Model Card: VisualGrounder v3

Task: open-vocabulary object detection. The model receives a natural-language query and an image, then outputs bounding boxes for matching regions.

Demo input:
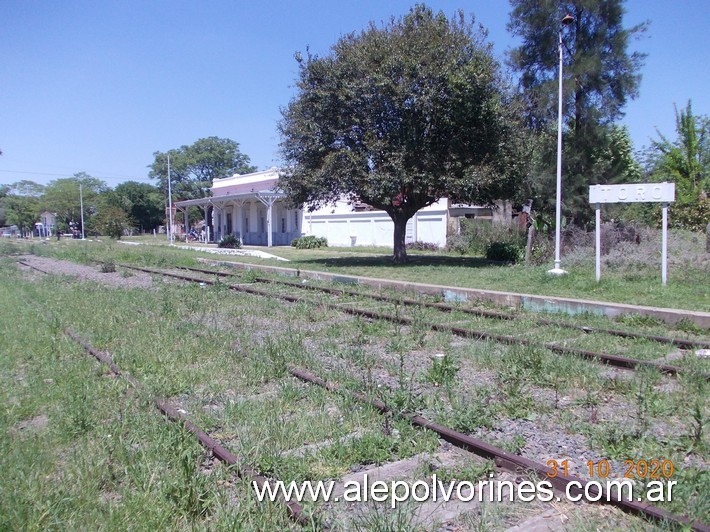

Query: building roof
[212,167,279,197]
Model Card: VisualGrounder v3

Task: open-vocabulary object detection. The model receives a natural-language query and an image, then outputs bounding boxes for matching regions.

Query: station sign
[589,182,675,204]
[588,182,675,286]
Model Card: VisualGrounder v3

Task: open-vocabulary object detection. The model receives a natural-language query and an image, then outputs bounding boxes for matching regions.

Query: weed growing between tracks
[2,251,708,528]
[2,262,444,526]
[0,267,298,529]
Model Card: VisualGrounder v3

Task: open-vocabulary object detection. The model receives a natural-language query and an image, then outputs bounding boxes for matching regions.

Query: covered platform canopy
[174,189,301,247]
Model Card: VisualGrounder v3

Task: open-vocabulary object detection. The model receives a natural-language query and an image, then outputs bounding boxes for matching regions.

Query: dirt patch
[12,414,49,433]
[16,255,159,290]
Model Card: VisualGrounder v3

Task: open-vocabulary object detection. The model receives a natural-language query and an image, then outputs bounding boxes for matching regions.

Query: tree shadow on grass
[298,254,506,269]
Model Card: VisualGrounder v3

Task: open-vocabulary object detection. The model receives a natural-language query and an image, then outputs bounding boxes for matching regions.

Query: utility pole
[167,153,173,245]
[79,183,85,240]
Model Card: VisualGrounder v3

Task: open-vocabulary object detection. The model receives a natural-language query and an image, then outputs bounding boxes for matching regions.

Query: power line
[0,168,150,183]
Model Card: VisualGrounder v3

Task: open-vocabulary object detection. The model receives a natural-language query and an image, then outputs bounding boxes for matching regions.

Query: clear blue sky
[1,1,708,188]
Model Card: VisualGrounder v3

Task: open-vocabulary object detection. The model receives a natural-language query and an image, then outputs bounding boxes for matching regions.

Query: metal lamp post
[167,153,174,246]
[79,183,85,240]
[548,13,574,275]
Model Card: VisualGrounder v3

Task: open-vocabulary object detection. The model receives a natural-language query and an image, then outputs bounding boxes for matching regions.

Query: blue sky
[1,1,708,188]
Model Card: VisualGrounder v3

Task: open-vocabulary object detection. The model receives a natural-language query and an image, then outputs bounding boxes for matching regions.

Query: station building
[174,168,513,248]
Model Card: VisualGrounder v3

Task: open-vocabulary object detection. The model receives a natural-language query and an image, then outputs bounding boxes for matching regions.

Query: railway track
[7,272,312,528]
[176,264,710,351]
[113,262,710,380]
[11,256,710,530]
[56,317,710,530]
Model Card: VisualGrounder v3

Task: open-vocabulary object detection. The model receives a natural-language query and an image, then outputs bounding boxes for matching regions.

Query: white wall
[301,198,448,248]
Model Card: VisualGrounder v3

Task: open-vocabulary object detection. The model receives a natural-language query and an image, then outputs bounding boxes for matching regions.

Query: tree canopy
[637,101,710,231]
[149,137,256,200]
[42,173,108,232]
[2,180,46,236]
[112,181,164,232]
[508,0,646,224]
[279,5,524,262]
[650,101,709,203]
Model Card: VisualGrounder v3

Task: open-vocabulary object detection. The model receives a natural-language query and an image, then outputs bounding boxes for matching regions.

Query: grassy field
[0,241,708,529]
[87,231,709,312]
[2,232,708,314]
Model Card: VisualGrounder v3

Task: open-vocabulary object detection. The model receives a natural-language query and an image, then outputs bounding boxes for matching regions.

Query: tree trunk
[392,214,409,264]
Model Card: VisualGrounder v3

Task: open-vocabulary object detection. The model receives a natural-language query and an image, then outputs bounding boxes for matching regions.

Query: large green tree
[508,0,646,224]
[280,5,524,263]
[42,173,107,232]
[3,180,45,236]
[149,137,256,201]
[112,181,164,233]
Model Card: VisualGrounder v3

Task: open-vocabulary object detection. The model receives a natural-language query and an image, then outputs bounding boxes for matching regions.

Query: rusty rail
[288,366,709,532]
[119,263,707,379]
[62,327,311,527]
[176,264,710,349]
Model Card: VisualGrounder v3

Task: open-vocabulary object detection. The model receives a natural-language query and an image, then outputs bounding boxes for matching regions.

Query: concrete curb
[199,258,710,329]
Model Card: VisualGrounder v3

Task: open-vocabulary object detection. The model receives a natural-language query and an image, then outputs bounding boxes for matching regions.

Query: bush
[446,219,526,257]
[485,241,524,262]
[669,197,710,232]
[406,241,439,252]
[99,261,116,273]
[218,234,241,249]
[291,235,328,249]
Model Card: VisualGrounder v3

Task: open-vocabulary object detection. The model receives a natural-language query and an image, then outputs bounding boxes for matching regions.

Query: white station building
[174,168,512,248]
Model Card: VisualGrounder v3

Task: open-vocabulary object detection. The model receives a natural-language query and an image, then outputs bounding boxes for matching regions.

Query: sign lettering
[589,182,674,204]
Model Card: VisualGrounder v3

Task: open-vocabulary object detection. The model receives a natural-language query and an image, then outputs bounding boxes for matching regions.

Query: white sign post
[588,182,675,285]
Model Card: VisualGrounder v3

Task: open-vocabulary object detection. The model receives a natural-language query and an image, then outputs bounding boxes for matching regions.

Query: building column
[235,202,244,241]
[249,202,257,236]
[266,203,273,247]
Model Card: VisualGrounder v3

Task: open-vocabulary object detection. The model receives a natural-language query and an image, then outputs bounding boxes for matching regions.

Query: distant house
[174,168,514,247]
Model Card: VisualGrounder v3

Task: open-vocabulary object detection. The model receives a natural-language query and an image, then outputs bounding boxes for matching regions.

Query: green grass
[0,261,449,527]
[132,234,709,312]
[5,233,708,311]
[0,268,297,529]
[1,240,707,527]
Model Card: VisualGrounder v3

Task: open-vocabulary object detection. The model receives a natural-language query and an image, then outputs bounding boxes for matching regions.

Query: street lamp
[548,13,574,276]
[167,153,174,246]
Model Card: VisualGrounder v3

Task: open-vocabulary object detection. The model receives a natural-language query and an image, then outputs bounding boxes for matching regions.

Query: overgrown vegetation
[1,240,707,526]
[447,219,529,263]
[218,234,241,249]
[291,235,328,249]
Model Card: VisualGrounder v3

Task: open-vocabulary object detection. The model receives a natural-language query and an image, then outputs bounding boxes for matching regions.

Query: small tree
[650,101,709,203]
[4,180,45,237]
[92,205,135,239]
[279,5,524,263]
[42,173,107,233]
[113,181,165,233]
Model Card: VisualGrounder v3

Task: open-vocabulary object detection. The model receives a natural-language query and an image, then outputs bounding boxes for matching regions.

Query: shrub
[669,197,710,232]
[406,241,439,252]
[99,261,116,273]
[218,234,241,249]
[445,233,470,255]
[446,219,526,257]
[485,241,524,262]
[291,235,328,249]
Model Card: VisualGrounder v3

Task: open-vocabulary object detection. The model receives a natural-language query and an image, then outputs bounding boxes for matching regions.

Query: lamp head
[561,14,574,25]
